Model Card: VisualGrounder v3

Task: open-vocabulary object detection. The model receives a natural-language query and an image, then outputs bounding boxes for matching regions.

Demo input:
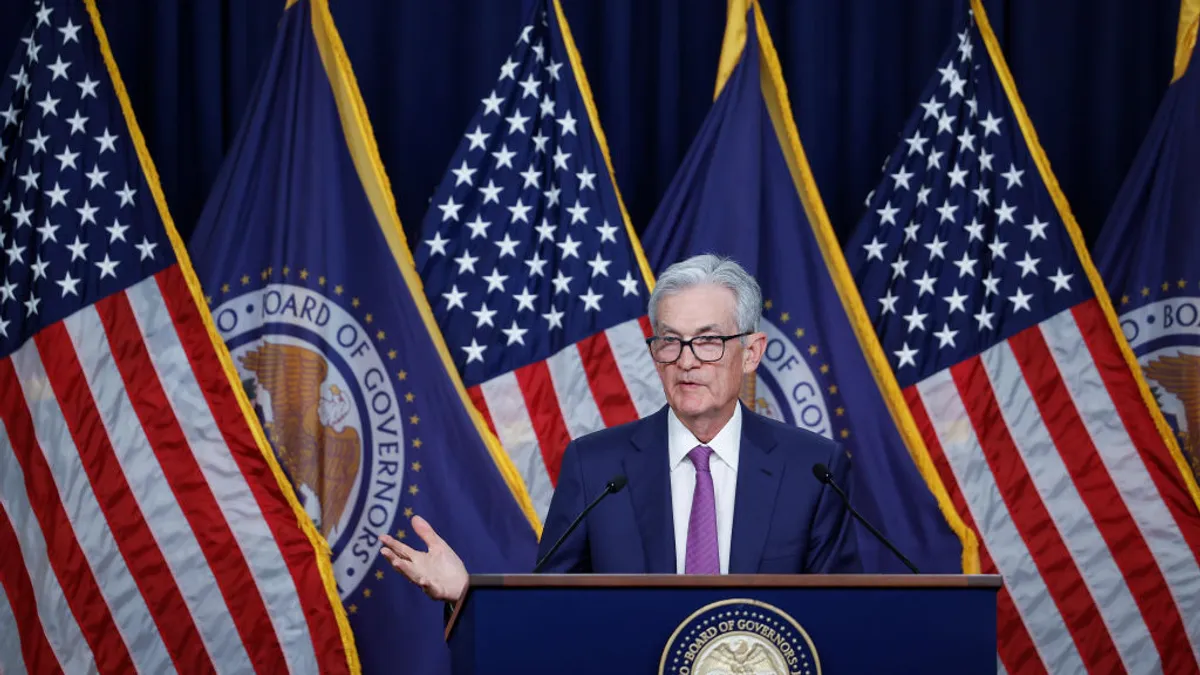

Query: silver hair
[647,254,762,334]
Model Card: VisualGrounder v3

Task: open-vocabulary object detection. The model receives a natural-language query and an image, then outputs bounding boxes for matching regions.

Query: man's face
[651,284,765,425]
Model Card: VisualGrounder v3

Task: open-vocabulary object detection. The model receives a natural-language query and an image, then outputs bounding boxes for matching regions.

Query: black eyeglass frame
[644,331,753,364]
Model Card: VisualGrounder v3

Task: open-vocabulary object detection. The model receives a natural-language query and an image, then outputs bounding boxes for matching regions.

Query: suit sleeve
[533,440,592,573]
[804,443,862,574]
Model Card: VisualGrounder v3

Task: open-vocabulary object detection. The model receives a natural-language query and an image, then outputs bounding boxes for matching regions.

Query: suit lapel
[624,407,676,574]
[729,407,783,574]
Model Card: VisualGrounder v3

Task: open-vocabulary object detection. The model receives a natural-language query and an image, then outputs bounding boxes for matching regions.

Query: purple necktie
[684,445,719,574]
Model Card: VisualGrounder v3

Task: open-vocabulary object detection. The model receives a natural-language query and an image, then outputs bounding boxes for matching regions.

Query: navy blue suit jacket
[534,404,861,574]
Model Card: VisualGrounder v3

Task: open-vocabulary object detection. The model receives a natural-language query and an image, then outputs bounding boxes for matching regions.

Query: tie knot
[687,445,714,473]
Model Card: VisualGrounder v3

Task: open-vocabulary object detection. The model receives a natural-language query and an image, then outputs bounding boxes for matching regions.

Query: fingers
[411,515,446,550]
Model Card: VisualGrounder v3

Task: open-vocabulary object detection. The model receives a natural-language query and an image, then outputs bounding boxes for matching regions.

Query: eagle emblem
[1142,352,1200,478]
[697,638,786,675]
[240,342,362,539]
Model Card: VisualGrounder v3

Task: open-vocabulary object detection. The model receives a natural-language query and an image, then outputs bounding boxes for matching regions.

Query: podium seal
[659,598,820,675]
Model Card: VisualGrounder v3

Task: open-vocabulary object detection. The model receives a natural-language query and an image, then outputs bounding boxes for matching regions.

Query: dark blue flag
[1094,17,1200,482]
[186,1,540,672]
[639,1,969,575]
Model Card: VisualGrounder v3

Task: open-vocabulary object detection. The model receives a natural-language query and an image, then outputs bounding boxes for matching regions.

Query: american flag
[0,1,353,673]
[847,5,1200,674]
[415,0,663,520]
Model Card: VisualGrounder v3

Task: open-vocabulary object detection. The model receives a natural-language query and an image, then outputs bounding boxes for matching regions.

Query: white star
[0,316,7,337]
[890,255,909,279]
[988,236,1009,260]
[995,200,1017,225]
[24,294,40,317]
[55,145,79,171]
[465,214,490,239]
[958,34,974,62]
[471,302,497,327]
[862,236,886,261]
[1008,287,1033,313]
[913,271,937,296]
[576,167,597,191]
[519,25,533,43]
[514,286,538,311]
[947,71,966,98]
[903,307,928,333]
[953,252,977,278]
[966,96,979,117]
[587,252,611,277]
[547,60,563,81]
[904,221,921,242]
[438,196,463,222]
[920,95,943,120]
[95,254,120,279]
[542,306,565,329]
[478,179,503,204]
[492,144,516,169]
[462,339,487,363]
[982,272,1001,296]
[454,250,479,274]
[596,220,618,243]
[95,127,117,153]
[0,279,14,303]
[964,217,985,242]
[937,63,957,85]
[1049,267,1073,292]
[507,197,532,223]
[531,130,549,153]
[36,6,52,25]
[557,233,582,259]
[557,110,577,136]
[876,201,899,226]
[106,218,130,243]
[28,130,49,154]
[465,125,489,150]
[878,289,899,315]
[926,149,944,170]
[30,255,49,281]
[935,200,958,223]
[18,167,39,192]
[618,271,640,297]
[566,199,589,225]
[971,185,990,206]
[531,39,545,63]
[113,181,137,207]
[957,128,976,153]
[494,233,520,258]
[916,186,931,206]
[974,307,995,330]
[925,234,948,259]
[539,94,555,118]
[25,39,42,64]
[1024,217,1049,242]
[947,165,968,188]
[552,147,571,171]
[934,324,959,349]
[1016,252,1040,278]
[579,287,603,312]
[1001,164,1024,189]
[905,131,928,156]
[12,204,31,229]
[67,235,88,261]
[502,320,528,346]
[980,112,1003,137]
[442,285,467,310]
[894,342,918,368]
[534,220,556,243]
[936,111,956,135]
[5,240,25,265]
[482,268,508,293]
[519,164,542,188]
[891,166,914,191]
[552,269,572,294]
[944,287,968,314]
[544,183,561,206]
[425,231,450,256]
[36,92,60,117]
[498,58,519,81]
[505,109,531,134]
[59,19,82,44]
[135,237,157,261]
[86,164,108,189]
[518,73,540,99]
[36,219,59,243]
[1,103,16,127]
[45,182,69,207]
[979,150,994,172]
[451,160,476,186]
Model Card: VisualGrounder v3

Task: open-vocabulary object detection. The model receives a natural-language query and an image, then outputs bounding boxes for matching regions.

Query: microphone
[812,463,920,574]
[532,474,627,573]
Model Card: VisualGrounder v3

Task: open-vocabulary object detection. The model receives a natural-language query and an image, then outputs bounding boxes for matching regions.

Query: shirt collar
[667,403,742,471]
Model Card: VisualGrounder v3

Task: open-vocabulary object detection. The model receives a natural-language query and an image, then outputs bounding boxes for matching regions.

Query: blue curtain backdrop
[0,0,1177,248]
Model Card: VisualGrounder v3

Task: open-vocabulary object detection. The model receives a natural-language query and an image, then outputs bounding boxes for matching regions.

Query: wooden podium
[446,574,1001,674]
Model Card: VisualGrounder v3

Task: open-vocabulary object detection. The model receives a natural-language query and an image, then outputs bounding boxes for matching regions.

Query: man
[380,254,860,602]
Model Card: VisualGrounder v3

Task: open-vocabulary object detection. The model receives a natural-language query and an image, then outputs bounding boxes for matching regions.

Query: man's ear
[742,332,767,373]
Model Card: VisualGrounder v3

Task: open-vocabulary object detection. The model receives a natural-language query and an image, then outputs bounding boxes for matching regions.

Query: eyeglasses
[644,332,752,364]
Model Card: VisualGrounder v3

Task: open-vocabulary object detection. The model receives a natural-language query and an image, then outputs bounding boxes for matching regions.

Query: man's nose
[676,343,700,369]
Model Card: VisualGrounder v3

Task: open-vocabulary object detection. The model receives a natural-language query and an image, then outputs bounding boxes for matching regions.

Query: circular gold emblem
[659,598,820,675]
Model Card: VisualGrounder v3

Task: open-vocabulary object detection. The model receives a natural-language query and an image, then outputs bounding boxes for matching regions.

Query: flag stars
[913,271,937,296]
[492,144,516,169]
[465,125,489,150]
[1049,268,1073,292]
[618,272,640,297]
[1001,164,1024,189]
[894,342,918,368]
[94,127,117,153]
[903,307,928,333]
[566,199,589,225]
[557,233,582,259]
[494,233,519,258]
[1016,252,1040,278]
[980,111,1003,137]
[462,339,487,363]
[579,287,603,312]
[135,237,157,261]
[552,270,572,295]
[995,200,1017,225]
[502,320,528,345]
[1008,287,1034,313]
[891,166,914,191]
[1024,217,1049,241]
[557,110,577,136]
[863,236,886,261]
[925,234,948,259]
[518,73,540,99]
[453,250,478,274]
[95,254,119,279]
[934,324,958,349]
[876,201,899,226]
[587,252,611,277]
[974,307,995,330]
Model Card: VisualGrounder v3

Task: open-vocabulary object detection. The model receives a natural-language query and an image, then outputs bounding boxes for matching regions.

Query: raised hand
[379,515,469,602]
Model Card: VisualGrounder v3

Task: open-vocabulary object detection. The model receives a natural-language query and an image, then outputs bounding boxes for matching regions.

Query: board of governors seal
[659,599,820,675]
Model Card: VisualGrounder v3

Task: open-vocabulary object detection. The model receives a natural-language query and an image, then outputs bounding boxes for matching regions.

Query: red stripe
[903,386,1046,675]
[468,385,499,439]
[0,502,62,675]
[638,314,653,338]
[95,291,287,673]
[153,266,349,673]
[1011,323,1196,673]
[1073,300,1200,564]
[32,322,212,674]
[0,358,135,674]
[576,332,639,427]
[950,356,1124,674]
[514,359,572,485]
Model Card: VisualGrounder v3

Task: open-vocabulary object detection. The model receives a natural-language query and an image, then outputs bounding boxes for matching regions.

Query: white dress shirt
[668,404,741,574]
